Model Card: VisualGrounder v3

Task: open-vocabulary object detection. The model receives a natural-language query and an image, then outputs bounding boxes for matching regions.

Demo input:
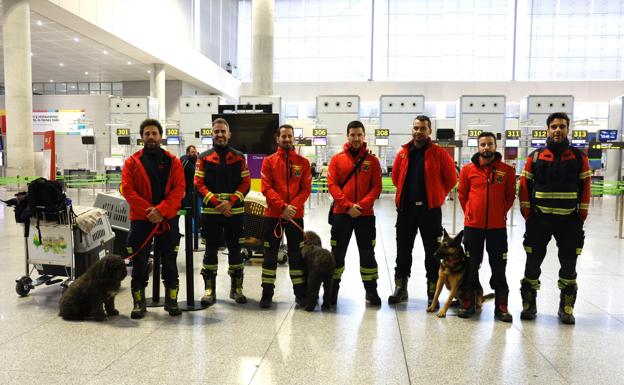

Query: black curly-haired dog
[302,231,335,311]
[59,255,127,321]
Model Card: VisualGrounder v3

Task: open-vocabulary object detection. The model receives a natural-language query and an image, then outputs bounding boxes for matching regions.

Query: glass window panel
[100,82,111,91]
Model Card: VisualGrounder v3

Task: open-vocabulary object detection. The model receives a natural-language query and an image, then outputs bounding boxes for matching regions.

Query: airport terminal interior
[1,1,624,384]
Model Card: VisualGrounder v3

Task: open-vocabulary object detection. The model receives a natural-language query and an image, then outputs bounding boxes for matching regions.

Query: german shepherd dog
[301,231,335,311]
[426,230,490,318]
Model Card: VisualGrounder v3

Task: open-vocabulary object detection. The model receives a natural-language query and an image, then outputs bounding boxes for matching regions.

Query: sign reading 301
[313,128,327,137]
[200,128,212,136]
[116,128,130,136]
[165,128,179,136]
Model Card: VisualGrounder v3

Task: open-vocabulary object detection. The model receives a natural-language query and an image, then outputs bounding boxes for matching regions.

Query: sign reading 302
[165,128,179,136]
[200,128,212,136]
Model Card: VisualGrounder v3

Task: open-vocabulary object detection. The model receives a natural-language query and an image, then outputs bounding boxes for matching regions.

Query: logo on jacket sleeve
[292,165,303,177]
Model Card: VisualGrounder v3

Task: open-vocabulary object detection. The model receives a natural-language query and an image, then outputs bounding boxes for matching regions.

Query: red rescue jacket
[458,152,516,229]
[121,148,185,221]
[261,146,312,218]
[392,139,457,209]
[328,142,382,216]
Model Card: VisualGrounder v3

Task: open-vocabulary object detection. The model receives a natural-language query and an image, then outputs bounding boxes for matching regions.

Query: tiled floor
[0,188,623,385]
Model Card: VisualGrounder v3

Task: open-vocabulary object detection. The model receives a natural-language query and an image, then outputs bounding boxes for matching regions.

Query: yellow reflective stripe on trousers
[262,269,276,276]
[262,277,275,284]
[534,191,578,199]
[522,277,541,290]
[579,203,589,210]
[290,269,304,276]
[333,266,345,279]
[195,170,205,177]
[361,273,378,281]
[291,278,304,284]
[360,267,378,274]
[576,248,582,255]
[202,264,218,271]
[524,245,532,253]
[535,205,576,215]
[521,170,534,180]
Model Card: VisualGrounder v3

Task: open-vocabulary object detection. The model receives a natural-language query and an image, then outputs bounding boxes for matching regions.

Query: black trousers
[462,227,509,292]
[394,205,443,282]
[330,214,378,285]
[128,218,180,290]
[523,213,584,283]
[201,213,244,274]
[261,217,304,289]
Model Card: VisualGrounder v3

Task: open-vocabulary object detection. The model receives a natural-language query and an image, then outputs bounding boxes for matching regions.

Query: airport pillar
[150,63,166,122]
[2,0,35,177]
[251,0,274,96]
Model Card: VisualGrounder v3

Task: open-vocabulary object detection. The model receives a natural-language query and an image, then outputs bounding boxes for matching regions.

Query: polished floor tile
[1,189,623,384]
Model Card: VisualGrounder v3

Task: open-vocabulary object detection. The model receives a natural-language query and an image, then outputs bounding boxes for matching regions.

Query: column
[251,0,274,96]
[2,0,35,177]
[150,63,166,122]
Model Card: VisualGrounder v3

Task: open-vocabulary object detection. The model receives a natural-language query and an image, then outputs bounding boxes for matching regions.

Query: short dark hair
[278,124,294,135]
[186,145,196,154]
[477,131,497,144]
[140,118,162,136]
[212,118,229,129]
[414,115,431,129]
[347,120,365,134]
[546,112,570,128]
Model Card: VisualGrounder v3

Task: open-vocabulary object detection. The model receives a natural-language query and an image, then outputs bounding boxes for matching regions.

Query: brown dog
[426,230,490,318]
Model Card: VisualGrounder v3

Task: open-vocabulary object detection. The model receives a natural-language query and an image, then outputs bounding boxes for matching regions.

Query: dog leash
[125,220,170,261]
[273,218,305,238]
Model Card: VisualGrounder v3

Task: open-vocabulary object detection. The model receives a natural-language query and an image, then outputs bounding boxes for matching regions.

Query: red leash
[273,218,304,238]
[125,221,170,260]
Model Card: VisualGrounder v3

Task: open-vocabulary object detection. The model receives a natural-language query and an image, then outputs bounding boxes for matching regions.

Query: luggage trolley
[14,205,115,296]
[241,191,288,264]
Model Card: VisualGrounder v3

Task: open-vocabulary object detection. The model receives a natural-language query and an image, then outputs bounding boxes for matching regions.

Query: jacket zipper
[354,153,358,205]
[484,166,492,229]
[285,151,290,204]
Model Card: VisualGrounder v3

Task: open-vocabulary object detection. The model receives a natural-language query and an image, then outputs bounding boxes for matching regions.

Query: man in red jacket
[388,115,457,307]
[121,119,185,319]
[260,124,312,308]
[328,120,383,306]
[457,132,515,322]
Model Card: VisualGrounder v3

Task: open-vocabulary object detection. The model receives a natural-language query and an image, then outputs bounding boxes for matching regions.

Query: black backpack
[26,177,67,218]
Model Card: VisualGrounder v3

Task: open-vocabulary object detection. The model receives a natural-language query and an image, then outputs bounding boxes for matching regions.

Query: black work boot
[130,288,146,319]
[388,276,409,304]
[200,269,217,307]
[164,285,182,316]
[520,279,538,320]
[259,285,274,309]
[293,284,307,308]
[364,281,382,306]
[329,279,340,306]
[494,290,513,323]
[558,285,577,325]
[458,286,476,319]
[228,269,247,304]
[427,281,439,310]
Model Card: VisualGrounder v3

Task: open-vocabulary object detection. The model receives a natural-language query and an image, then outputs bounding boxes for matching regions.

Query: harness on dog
[125,220,170,260]
[441,255,466,274]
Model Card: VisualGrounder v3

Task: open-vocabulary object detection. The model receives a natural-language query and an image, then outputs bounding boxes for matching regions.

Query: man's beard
[480,151,494,158]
